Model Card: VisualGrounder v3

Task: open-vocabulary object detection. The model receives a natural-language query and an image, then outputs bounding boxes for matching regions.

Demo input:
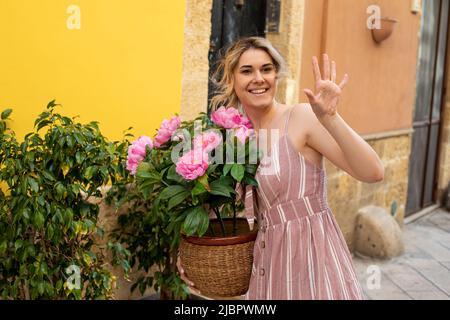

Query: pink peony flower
[154,116,181,148]
[126,136,153,175]
[235,125,254,144]
[211,107,242,129]
[175,149,209,180]
[240,115,253,129]
[211,106,253,129]
[193,131,222,152]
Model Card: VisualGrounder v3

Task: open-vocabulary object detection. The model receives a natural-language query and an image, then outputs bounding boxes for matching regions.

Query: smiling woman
[179,37,385,300]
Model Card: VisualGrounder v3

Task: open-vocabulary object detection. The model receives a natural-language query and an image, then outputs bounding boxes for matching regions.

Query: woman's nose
[253,71,264,83]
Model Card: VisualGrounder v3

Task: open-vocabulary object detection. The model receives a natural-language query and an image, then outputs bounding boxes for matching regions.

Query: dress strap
[284,107,294,135]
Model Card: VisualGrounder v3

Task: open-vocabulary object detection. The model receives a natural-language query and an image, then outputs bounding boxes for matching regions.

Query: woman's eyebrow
[239,63,274,69]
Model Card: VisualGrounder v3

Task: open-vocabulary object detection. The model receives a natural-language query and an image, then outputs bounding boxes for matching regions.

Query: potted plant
[107,107,260,299]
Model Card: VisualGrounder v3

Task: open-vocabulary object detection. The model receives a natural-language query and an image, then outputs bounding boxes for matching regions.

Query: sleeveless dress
[240,107,364,300]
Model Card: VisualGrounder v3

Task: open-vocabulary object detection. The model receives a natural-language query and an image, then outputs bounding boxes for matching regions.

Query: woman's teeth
[249,89,268,94]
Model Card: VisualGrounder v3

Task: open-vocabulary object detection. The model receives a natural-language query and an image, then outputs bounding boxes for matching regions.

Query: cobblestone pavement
[353,208,450,300]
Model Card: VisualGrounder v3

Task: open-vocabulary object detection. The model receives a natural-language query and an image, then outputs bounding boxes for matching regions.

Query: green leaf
[22,208,31,220]
[243,175,259,186]
[1,108,12,120]
[34,211,45,229]
[231,164,245,182]
[0,240,7,254]
[14,240,23,251]
[47,224,54,239]
[206,164,219,175]
[167,191,190,211]
[84,166,96,180]
[40,261,48,275]
[191,181,207,196]
[66,136,75,148]
[197,174,210,191]
[75,151,83,164]
[42,171,56,182]
[245,164,258,175]
[209,179,235,198]
[223,164,233,176]
[37,282,45,295]
[46,99,58,109]
[159,185,187,200]
[36,120,51,132]
[182,206,209,236]
[28,177,39,193]
[55,183,66,199]
[166,165,183,183]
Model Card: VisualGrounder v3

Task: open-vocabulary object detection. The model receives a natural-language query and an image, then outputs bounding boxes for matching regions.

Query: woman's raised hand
[303,54,349,120]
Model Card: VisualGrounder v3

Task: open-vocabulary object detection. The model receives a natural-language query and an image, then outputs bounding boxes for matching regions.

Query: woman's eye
[263,67,274,73]
[241,69,251,74]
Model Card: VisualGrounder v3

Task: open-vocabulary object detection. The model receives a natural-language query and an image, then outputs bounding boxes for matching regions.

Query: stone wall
[267,0,305,106]
[326,133,411,251]
[179,0,213,121]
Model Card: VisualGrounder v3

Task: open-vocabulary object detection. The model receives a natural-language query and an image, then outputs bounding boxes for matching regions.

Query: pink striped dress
[242,107,364,300]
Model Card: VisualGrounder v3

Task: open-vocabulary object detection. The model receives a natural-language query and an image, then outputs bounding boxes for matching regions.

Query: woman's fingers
[331,61,337,83]
[339,74,349,89]
[177,255,198,292]
[303,89,316,104]
[323,54,330,80]
[312,56,322,84]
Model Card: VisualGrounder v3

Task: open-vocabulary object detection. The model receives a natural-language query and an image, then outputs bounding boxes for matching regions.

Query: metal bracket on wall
[235,0,245,9]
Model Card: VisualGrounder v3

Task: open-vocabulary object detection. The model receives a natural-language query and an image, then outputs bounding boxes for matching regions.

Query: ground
[354,207,450,300]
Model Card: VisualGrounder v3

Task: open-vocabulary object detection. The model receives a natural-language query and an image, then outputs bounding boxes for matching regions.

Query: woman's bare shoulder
[288,103,318,132]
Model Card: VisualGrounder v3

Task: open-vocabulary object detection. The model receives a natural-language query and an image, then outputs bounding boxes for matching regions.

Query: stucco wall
[0,0,186,141]
[300,0,422,135]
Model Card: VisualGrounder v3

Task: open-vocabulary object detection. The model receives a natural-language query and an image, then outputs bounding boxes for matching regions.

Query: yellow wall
[0,0,186,141]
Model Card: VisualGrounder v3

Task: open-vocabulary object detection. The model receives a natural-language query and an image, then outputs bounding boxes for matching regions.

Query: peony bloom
[126,136,153,175]
[234,125,254,144]
[175,149,209,180]
[211,107,242,129]
[154,116,181,148]
[193,131,222,152]
[211,106,253,129]
[240,115,253,129]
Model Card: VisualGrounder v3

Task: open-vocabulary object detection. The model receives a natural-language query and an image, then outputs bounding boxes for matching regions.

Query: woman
[178,37,384,300]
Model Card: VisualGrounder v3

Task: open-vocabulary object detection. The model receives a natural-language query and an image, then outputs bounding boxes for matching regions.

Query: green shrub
[0,101,130,299]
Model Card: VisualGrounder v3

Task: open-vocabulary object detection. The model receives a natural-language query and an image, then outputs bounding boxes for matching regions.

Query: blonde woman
[179,37,384,300]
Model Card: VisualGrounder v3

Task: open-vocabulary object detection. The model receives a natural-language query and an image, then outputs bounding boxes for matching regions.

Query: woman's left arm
[303,54,384,183]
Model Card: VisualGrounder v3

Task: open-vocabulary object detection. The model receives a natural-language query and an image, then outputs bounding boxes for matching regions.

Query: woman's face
[233,48,278,110]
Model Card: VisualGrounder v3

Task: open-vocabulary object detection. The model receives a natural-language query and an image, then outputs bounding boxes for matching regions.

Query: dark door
[208,0,267,112]
[406,0,449,216]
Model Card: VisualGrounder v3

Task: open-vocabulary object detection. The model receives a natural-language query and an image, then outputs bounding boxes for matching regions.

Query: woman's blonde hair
[210,37,287,111]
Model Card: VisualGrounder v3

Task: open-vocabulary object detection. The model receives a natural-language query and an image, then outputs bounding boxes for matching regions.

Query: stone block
[354,205,404,259]
[382,136,411,163]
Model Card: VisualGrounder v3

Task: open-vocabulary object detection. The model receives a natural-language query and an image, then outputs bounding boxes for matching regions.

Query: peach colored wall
[300,0,325,101]
[300,0,422,135]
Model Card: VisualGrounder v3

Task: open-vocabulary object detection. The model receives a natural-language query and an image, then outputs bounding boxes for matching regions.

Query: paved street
[354,208,450,300]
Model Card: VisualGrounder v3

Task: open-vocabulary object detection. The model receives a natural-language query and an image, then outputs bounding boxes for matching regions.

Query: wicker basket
[179,217,258,297]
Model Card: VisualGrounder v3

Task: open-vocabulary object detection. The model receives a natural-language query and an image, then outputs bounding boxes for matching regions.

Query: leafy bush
[0,101,129,299]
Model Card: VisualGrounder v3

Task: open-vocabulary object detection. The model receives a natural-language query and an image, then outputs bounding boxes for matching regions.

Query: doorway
[406,0,449,216]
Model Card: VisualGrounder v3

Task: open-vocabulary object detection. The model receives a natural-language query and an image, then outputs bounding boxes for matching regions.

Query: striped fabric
[242,107,364,300]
